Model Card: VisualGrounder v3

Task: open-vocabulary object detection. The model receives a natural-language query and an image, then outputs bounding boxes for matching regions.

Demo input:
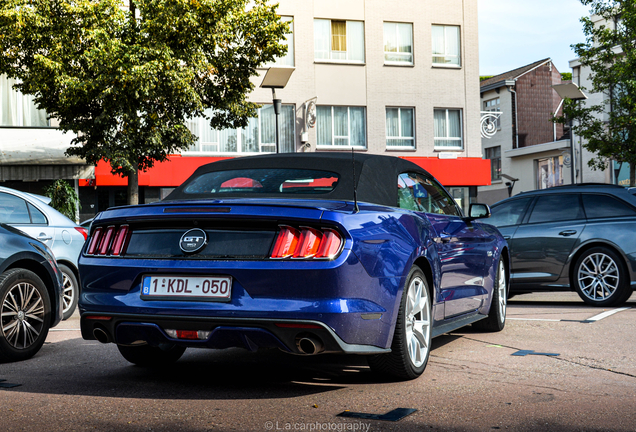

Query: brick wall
[515,62,565,147]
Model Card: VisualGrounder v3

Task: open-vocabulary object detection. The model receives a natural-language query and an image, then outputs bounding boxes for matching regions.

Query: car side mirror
[467,203,491,220]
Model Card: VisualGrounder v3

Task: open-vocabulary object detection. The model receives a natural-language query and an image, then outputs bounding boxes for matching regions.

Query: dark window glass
[528,194,584,224]
[114,190,127,207]
[27,203,47,224]
[184,169,340,196]
[488,198,532,227]
[485,146,501,181]
[582,194,636,218]
[0,193,31,224]
[398,173,461,216]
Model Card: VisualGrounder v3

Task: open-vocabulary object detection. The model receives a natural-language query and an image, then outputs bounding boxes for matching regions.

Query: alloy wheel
[1,281,46,350]
[577,252,619,301]
[62,272,75,314]
[405,276,431,368]
[497,259,507,321]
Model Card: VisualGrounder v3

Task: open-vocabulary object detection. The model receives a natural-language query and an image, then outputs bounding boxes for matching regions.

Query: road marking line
[50,328,81,332]
[508,307,632,324]
[586,307,631,322]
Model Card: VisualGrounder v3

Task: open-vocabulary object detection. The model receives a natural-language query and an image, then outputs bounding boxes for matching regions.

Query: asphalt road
[1,291,636,432]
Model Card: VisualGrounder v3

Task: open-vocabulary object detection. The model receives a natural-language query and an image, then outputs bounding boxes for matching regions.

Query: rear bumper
[81,313,391,355]
[78,251,404,349]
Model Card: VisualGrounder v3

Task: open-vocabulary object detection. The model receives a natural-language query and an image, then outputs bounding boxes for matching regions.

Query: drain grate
[337,408,417,422]
[0,379,21,389]
[512,350,559,357]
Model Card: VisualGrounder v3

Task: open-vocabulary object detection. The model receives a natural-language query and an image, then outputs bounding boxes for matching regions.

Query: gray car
[488,184,636,306]
[0,186,87,319]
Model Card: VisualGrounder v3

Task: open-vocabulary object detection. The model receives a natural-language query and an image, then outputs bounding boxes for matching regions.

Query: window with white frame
[317,106,366,148]
[314,19,365,63]
[269,16,294,67]
[434,108,462,149]
[483,98,501,129]
[383,22,413,65]
[386,107,415,148]
[185,105,296,154]
[432,25,460,67]
[0,75,49,127]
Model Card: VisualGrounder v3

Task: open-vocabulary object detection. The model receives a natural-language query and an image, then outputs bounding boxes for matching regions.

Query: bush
[45,180,80,222]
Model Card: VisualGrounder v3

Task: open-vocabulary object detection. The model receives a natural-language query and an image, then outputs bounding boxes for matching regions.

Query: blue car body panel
[79,199,507,352]
[78,154,508,358]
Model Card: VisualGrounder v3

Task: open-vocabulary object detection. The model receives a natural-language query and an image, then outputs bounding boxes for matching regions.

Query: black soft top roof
[164,153,433,207]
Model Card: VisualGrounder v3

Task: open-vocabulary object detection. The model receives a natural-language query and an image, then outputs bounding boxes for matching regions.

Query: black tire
[473,257,507,332]
[59,264,79,320]
[367,266,432,380]
[0,268,51,362]
[572,247,632,307]
[117,344,186,367]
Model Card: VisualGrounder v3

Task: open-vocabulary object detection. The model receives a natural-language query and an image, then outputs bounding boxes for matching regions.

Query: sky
[478,0,592,76]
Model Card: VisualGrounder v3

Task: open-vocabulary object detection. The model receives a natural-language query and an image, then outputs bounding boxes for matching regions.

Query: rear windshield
[183,169,340,195]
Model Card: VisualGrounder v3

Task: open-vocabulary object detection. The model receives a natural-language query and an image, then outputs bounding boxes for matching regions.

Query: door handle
[37,233,53,241]
[559,230,577,237]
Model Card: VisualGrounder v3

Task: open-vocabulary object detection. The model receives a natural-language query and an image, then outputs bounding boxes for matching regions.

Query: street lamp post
[552,82,588,185]
[260,67,295,153]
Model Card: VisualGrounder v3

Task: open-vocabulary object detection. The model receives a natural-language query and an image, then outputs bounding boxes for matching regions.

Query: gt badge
[179,228,208,254]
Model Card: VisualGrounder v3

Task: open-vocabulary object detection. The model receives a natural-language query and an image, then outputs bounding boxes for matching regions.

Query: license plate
[141,276,232,301]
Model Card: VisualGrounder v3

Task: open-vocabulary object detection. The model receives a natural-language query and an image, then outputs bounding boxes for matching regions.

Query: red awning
[80,156,231,187]
[80,155,491,188]
[402,157,491,187]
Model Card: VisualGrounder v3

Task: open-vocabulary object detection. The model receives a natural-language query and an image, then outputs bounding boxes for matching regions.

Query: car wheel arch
[568,241,631,285]
[500,246,511,294]
[56,260,79,281]
[4,257,59,326]
[385,255,436,346]
[412,256,436,303]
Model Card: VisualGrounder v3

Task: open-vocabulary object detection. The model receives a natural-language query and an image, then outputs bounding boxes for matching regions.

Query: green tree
[0,0,288,204]
[45,180,81,222]
[556,0,636,186]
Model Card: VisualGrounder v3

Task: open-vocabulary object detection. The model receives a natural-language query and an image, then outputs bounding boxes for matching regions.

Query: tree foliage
[556,0,636,186]
[0,0,288,202]
[45,180,81,222]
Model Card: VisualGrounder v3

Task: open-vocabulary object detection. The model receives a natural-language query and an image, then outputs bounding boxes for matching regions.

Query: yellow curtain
[331,21,346,52]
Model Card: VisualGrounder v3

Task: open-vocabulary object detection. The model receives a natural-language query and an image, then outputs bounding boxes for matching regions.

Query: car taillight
[110,225,130,256]
[315,229,343,258]
[98,226,116,255]
[85,225,130,257]
[86,227,103,255]
[293,227,323,258]
[271,226,343,260]
[271,226,300,258]
[75,227,88,241]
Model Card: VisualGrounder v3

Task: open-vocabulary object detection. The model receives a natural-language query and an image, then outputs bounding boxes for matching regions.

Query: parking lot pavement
[43,309,81,343]
[0,292,635,431]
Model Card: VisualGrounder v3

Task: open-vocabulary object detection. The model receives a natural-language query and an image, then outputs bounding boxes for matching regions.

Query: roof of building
[480,58,553,91]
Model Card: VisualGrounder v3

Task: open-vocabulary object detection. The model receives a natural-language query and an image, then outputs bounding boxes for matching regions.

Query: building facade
[569,14,627,187]
[478,59,576,205]
[1,0,488,221]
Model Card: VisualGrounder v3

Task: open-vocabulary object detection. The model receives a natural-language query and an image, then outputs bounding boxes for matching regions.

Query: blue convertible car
[78,154,509,379]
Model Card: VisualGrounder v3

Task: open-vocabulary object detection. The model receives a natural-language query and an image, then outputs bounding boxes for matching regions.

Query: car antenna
[352,148,359,213]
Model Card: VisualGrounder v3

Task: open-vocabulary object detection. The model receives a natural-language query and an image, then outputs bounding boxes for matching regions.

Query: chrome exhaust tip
[296,334,324,355]
[93,327,111,344]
